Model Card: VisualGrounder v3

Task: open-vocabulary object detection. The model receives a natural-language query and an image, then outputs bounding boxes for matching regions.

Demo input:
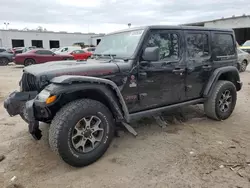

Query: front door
[184,30,213,99]
[137,29,186,111]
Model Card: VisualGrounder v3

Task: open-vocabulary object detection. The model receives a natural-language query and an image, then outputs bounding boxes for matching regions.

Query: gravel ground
[0,65,250,188]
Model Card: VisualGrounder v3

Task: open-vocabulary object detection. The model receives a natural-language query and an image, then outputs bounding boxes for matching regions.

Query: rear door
[184,30,213,99]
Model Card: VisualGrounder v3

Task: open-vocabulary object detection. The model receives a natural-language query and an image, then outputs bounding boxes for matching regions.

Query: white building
[0,29,105,49]
[183,15,250,45]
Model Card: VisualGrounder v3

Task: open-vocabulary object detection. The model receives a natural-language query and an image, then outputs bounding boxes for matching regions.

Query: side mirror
[142,47,160,61]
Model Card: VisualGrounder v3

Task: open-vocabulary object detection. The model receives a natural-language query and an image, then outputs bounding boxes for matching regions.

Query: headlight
[37,89,57,104]
[37,90,51,101]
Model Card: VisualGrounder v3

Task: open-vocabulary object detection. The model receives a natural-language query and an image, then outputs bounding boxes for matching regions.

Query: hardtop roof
[107,25,233,35]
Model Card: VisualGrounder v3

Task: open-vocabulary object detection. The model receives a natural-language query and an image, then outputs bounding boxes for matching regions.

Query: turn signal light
[46,95,57,104]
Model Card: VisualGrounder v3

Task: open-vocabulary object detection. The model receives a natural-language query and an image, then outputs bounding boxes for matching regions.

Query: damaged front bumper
[3,91,42,140]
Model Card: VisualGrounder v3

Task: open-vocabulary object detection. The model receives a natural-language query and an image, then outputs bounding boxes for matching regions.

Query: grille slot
[21,73,38,91]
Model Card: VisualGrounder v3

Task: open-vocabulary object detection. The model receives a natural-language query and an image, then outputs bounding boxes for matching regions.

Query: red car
[70,49,92,60]
[14,49,74,66]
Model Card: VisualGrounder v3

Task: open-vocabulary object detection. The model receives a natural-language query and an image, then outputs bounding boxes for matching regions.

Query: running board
[128,98,205,121]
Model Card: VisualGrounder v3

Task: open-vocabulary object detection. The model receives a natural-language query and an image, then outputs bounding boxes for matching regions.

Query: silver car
[238,48,250,72]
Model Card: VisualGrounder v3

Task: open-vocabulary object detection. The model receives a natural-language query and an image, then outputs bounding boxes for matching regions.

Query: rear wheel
[240,60,247,72]
[204,81,237,120]
[24,59,35,66]
[49,99,115,167]
[0,57,9,66]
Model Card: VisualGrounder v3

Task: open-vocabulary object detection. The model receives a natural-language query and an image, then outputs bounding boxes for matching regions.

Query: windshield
[94,29,144,58]
[242,40,250,46]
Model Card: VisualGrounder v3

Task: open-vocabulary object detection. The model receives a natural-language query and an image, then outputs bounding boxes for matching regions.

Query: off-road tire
[49,99,115,167]
[0,57,9,66]
[204,80,237,120]
[24,58,35,66]
[240,60,247,72]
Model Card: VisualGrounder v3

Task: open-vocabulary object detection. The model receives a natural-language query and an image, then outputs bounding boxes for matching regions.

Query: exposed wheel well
[218,72,240,90]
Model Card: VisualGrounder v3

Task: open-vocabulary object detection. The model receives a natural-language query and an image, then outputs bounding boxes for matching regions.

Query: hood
[23,59,123,80]
[0,52,14,58]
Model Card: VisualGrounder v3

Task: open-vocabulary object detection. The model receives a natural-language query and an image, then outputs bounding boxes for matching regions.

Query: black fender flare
[49,75,130,122]
[203,66,242,97]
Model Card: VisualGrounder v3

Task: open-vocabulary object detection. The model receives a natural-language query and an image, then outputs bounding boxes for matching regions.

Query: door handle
[172,68,185,74]
[202,65,212,71]
[139,72,147,79]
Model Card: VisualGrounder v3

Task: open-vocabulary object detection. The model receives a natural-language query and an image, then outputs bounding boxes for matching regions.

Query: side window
[213,33,235,57]
[61,47,68,52]
[35,50,42,54]
[186,33,209,59]
[146,31,179,60]
[36,50,53,55]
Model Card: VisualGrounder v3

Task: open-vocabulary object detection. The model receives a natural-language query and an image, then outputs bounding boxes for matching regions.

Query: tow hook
[28,121,42,140]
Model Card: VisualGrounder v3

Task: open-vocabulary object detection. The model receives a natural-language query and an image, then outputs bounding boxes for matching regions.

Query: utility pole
[4,22,9,30]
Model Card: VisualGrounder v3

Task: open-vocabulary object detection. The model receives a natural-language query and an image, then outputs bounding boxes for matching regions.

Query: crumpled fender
[49,75,130,122]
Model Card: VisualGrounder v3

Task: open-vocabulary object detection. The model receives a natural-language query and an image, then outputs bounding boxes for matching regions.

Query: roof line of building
[182,14,250,26]
[0,29,105,36]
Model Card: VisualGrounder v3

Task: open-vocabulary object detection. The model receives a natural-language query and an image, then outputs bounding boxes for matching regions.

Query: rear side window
[213,33,235,57]
[36,50,53,55]
[186,33,209,59]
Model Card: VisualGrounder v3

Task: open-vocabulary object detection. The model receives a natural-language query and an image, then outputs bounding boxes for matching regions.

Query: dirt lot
[0,65,250,188]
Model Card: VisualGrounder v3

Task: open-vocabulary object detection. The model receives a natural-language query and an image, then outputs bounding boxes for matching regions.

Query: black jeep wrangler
[4,25,242,167]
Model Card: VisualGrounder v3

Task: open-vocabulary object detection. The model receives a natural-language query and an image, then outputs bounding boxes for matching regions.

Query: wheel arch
[48,75,129,122]
[242,59,248,65]
[203,66,242,97]
[24,58,36,63]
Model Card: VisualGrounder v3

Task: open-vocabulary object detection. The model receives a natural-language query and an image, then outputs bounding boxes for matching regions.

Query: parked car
[0,51,14,65]
[4,25,242,167]
[238,48,250,72]
[82,47,96,52]
[22,46,37,53]
[54,46,81,55]
[70,49,92,60]
[239,40,250,54]
[14,49,74,66]
[50,48,59,52]
[0,47,6,53]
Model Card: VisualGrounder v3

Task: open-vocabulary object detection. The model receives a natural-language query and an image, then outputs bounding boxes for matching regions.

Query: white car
[54,46,81,55]
[238,48,250,72]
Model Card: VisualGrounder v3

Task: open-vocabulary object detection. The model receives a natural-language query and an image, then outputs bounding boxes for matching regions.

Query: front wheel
[0,57,9,66]
[49,99,115,167]
[240,60,247,72]
[204,81,237,120]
